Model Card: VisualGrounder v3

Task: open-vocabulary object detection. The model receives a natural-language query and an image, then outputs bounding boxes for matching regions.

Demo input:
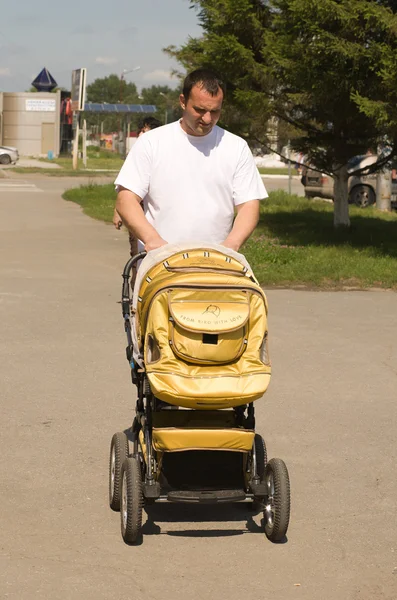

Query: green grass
[39,147,124,171]
[12,167,115,177]
[63,182,117,222]
[258,167,299,175]
[63,185,397,289]
[12,154,293,178]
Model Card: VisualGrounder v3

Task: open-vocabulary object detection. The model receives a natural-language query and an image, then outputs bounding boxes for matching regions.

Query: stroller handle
[122,251,147,279]
[122,251,147,316]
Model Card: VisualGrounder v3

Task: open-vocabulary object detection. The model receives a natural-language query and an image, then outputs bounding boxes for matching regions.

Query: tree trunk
[333,166,350,228]
[376,169,392,212]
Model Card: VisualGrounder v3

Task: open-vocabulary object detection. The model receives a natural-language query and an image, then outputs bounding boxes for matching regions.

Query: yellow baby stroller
[109,244,290,544]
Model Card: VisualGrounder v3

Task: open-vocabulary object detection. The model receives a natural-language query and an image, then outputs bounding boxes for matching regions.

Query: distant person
[138,116,162,136]
[114,68,267,256]
[112,117,161,259]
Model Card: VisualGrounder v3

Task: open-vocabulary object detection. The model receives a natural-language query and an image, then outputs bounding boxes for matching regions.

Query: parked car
[302,154,397,207]
[0,146,19,165]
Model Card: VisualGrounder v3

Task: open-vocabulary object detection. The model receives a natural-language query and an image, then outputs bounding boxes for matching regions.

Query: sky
[0,0,202,93]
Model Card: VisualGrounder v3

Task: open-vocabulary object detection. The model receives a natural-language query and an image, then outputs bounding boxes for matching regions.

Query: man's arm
[115,187,167,251]
[222,200,260,252]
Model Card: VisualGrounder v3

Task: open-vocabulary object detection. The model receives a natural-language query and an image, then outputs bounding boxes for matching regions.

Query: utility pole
[119,66,141,104]
[119,66,140,153]
[82,119,87,168]
[159,92,169,124]
[72,114,79,170]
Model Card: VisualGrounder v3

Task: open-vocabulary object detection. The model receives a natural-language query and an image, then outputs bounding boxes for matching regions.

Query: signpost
[71,68,87,169]
[71,68,87,112]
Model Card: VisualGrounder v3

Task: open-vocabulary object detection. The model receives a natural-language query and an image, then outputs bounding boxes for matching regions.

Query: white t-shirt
[114,120,268,245]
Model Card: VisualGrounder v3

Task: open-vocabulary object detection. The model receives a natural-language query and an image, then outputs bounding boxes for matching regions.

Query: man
[137,116,162,136]
[115,68,267,253]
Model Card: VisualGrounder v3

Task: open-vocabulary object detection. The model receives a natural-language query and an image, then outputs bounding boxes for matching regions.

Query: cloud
[95,56,118,65]
[12,14,41,25]
[143,69,175,82]
[72,25,96,35]
[0,68,11,76]
[118,26,137,35]
[0,42,26,56]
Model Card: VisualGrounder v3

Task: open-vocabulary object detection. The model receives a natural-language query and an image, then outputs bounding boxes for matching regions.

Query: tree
[83,77,180,133]
[166,0,397,226]
[25,87,66,93]
[85,74,140,133]
[140,85,181,124]
[165,1,273,145]
[86,74,139,104]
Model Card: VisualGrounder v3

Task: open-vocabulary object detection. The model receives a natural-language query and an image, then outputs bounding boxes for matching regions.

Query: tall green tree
[140,85,181,123]
[84,74,140,133]
[166,0,397,226]
[86,74,139,104]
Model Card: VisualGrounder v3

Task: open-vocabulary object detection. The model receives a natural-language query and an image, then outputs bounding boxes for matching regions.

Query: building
[0,91,61,157]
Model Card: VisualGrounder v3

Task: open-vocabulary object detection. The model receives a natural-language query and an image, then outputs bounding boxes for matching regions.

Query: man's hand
[144,235,168,252]
[116,188,166,250]
[222,200,260,252]
[221,239,241,252]
[113,208,123,230]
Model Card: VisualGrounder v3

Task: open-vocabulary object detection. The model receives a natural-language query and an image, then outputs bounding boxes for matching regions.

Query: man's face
[180,84,223,136]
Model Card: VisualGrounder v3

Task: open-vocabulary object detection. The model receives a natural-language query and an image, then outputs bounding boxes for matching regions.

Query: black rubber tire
[0,154,11,165]
[255,434,268,480]
[350,185,375,208]
[263,458,290,542]
[109,432,129,511]
[120,456,143,544]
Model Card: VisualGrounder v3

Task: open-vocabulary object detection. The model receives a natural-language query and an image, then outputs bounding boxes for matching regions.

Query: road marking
[0,181,42,193]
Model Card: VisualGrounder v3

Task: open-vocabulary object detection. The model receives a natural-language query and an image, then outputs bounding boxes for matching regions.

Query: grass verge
[12,167,116,177]
[63,184,397,289]
[39,147,124,171]
[258,167,299,175]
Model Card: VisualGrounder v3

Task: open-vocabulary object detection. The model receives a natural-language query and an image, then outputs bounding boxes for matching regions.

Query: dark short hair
[182,69,225,101]
[139,116,162,130]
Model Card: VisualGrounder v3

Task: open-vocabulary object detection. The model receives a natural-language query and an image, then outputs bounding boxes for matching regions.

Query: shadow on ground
[258,205,397,258]
[141,502,285,540]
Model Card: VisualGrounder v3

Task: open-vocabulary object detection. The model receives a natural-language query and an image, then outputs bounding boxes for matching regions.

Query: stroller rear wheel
[120,456,143,544]
[109,432,129,511]
[263,458,290,542]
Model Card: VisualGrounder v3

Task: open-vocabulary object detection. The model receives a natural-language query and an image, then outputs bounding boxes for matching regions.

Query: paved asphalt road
[0,173,396,600]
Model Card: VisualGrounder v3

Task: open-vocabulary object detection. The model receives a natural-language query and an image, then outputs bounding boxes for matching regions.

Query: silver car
[0,145,19,165]
[303,154,397,207]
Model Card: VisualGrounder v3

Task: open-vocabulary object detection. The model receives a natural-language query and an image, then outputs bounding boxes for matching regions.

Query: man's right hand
[113,209,123,230]
[144,236,168,252]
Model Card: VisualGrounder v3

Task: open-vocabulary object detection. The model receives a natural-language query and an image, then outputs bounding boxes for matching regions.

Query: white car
[0,146,19,165]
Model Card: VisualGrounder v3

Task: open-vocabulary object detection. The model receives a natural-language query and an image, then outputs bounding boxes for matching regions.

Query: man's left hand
[221,239,240,252]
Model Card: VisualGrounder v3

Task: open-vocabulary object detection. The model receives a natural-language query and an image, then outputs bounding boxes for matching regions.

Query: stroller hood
[131,244,271,409]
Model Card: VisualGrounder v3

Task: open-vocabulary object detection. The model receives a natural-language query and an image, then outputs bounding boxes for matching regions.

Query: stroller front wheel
[120,456,143,544]
[263,458,290,542]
